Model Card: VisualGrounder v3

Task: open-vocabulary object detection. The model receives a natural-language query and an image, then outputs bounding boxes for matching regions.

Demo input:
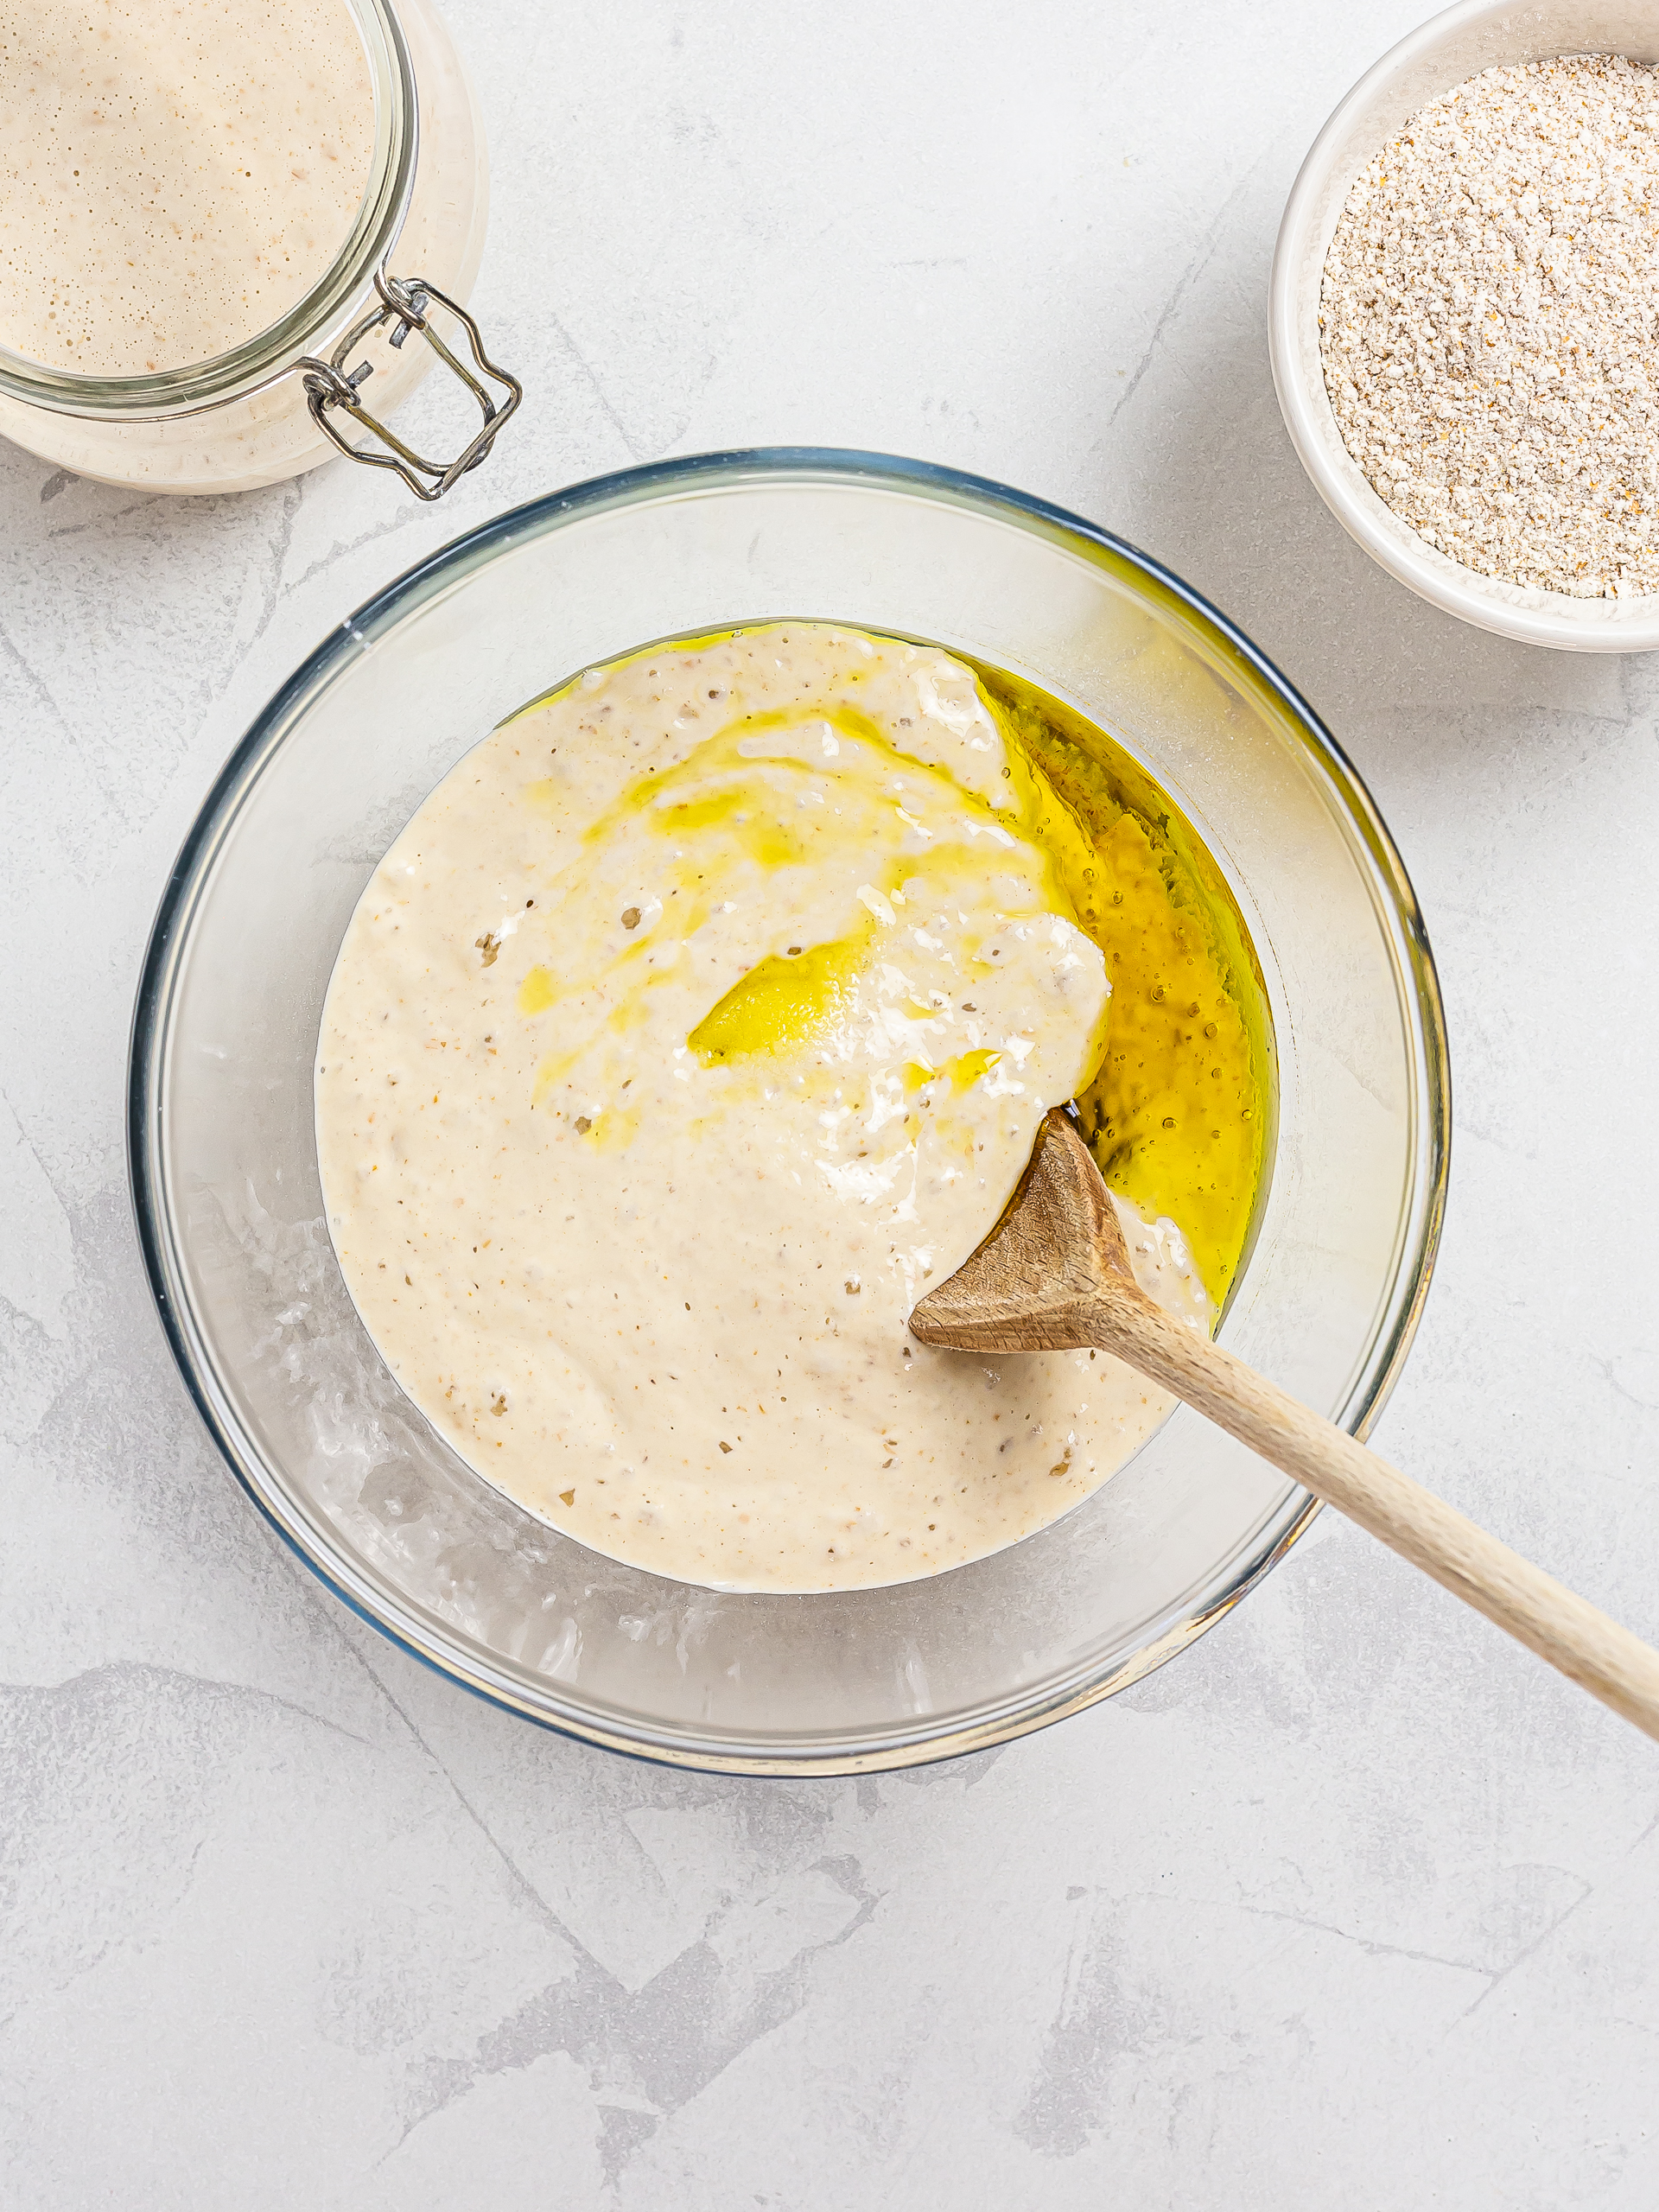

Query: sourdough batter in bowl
[315,625,1243,1592]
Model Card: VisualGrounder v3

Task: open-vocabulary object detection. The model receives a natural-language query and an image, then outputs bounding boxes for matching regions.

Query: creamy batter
[0,0,374,375]
[316,627,1215,1592]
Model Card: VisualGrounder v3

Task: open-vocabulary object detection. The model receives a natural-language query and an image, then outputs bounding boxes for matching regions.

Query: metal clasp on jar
[296,269,521,500]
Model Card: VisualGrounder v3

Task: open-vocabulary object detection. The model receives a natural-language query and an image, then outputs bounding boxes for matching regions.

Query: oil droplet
[518,965,556,1014]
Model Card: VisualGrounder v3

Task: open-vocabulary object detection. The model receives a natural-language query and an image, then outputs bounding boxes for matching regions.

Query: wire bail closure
[297,270,521,500]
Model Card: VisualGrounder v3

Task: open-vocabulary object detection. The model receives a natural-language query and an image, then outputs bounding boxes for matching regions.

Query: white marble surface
[5,0,1659,2200]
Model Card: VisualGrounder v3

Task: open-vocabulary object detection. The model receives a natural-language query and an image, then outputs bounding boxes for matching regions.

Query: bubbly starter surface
[315,627,1212,1592]
[0,0,374,375]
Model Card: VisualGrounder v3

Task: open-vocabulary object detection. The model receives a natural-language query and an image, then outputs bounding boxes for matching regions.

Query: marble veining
[4,0,1659,2202]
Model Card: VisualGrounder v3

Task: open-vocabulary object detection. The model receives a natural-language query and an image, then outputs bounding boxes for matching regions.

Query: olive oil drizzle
[506,628,1270,1306]
[970,662,1270,1302]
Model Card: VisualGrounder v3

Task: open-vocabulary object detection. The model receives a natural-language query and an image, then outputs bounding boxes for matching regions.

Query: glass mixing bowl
[130,450,1449,1774]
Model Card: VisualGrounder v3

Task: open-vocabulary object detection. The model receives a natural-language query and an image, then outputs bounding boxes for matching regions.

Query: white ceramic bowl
[1270,0,1659,652]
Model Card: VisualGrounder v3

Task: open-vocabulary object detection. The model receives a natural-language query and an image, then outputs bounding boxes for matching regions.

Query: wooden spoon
[909,1107,1659,1744]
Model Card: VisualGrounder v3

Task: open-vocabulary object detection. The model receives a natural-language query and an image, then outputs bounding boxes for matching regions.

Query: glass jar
[0,0,516,499]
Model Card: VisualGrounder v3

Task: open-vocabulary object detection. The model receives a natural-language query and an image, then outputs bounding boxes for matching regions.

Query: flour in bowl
[1321,55,1659,597]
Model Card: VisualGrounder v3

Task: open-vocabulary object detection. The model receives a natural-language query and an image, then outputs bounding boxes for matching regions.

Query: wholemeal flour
[1320,55,1659,598]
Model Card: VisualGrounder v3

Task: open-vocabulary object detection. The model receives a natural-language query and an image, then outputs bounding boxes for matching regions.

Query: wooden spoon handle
[1092,1282,1659,1744]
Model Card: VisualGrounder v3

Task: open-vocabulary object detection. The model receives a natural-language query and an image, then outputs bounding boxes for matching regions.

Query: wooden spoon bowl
[912,1109,1659,1744]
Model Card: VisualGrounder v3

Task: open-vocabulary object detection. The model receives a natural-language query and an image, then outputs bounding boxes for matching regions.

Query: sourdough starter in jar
[0,0,375,375]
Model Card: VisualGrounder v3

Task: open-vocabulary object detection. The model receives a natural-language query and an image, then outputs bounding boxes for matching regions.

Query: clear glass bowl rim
[128,447,1452,1773]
